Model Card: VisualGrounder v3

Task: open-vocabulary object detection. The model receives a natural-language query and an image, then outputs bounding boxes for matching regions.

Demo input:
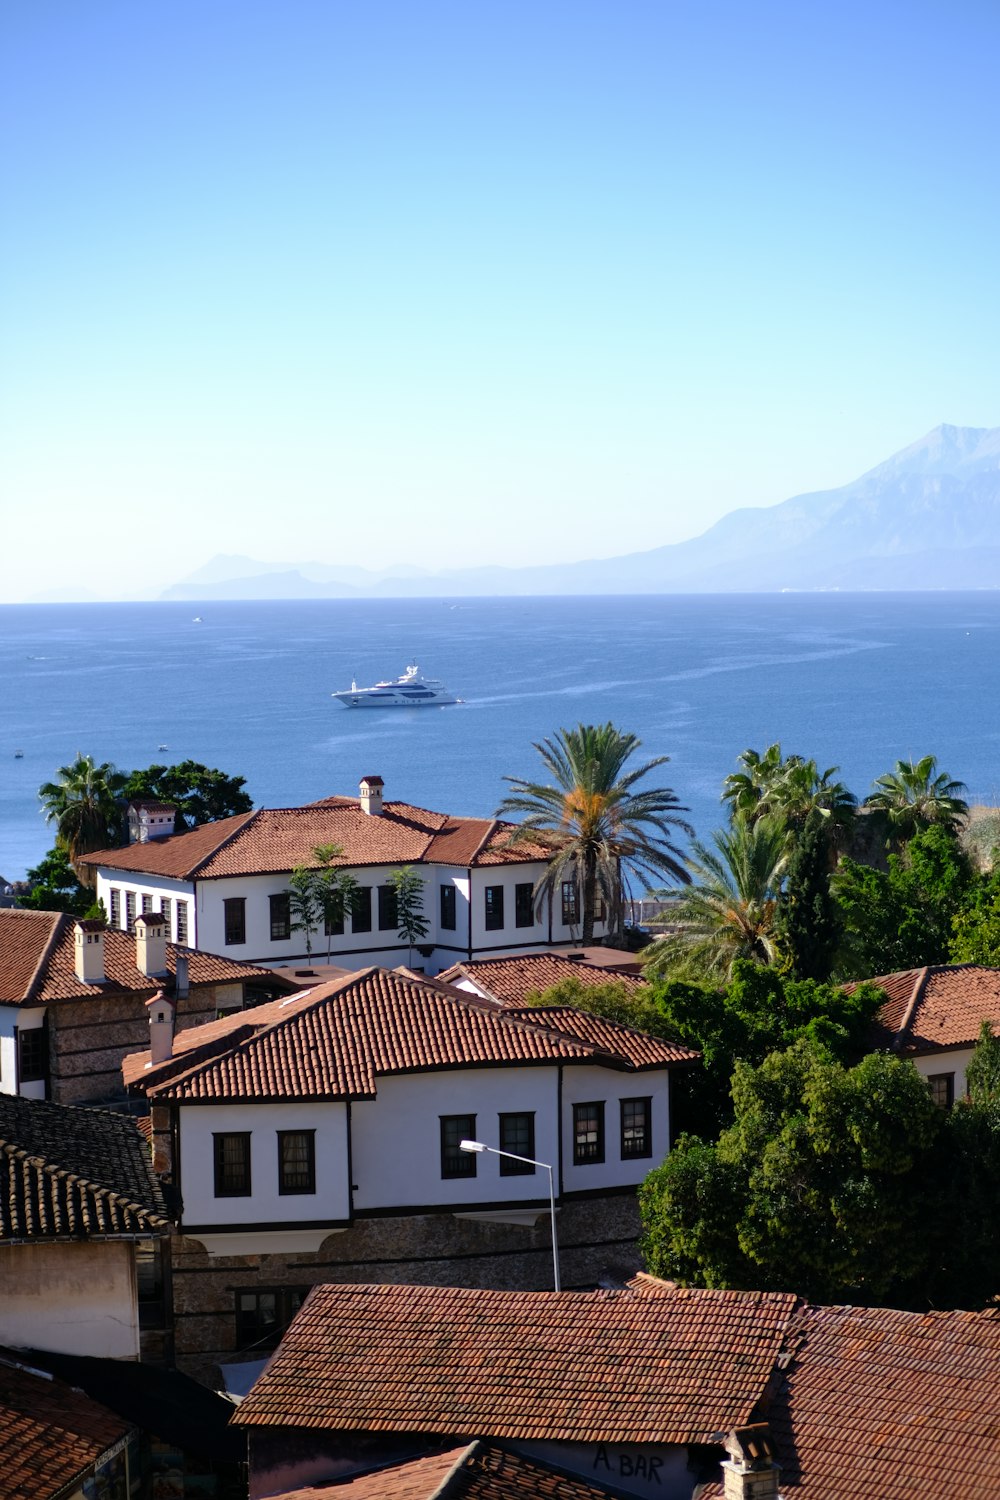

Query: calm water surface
[1,594,998,882]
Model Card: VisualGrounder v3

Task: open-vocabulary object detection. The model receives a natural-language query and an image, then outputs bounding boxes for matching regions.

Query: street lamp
[459,1139,561,1291]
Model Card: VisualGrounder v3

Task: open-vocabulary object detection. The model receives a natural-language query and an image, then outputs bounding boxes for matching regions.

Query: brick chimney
[74,920,106,984]
[721,1425,781,1499]
[359,775,384,816]
[146,989,176,1066]
[135,911,169,977]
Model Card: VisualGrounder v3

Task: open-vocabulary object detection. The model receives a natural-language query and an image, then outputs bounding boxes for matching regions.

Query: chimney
[128,802,177,844]
[146,989,176,1065]
[721,1425,781,1500]
[74,920,106,985]
[135,911,169,977]
[173,950,190,1001]
[359,775,384,816]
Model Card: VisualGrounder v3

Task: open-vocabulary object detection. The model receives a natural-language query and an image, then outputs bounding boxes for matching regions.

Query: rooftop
[863,963,1000,1054]
[0,1354,132,1500]
[439,952,647,1009]
[295,1442,633,1500]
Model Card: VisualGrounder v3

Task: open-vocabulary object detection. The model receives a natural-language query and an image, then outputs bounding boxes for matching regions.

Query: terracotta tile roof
[769,1302,1000,1497]
[320,1442,629,1499]
[80,799,552,880]
[0,1094,169,1240]
[235,1280,798,1444]
[441,954,648,1009]
[269,1449,467,1500]
[861,964,1000,1055]
[135,969,641,1104]
[0,1355,132,1500]
[506,1007,699,1067]
[0,908,278,1005]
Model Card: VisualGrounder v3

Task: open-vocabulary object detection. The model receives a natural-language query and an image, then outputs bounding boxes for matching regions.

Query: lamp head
[460,1139,486,1153]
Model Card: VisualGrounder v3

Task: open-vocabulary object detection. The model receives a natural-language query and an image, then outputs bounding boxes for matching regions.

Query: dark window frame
[351,887,373,934]
[620,1096,653,1160]
[17,1026,47,1086]
[573,1101,605,1165]
[378,883,399,932]
[213,1132,252,1197]
[270,892,291,942]
[927,1072,956,1109]
[224,897,247,946]
[440,1114,477,1178]
[561,881,580,926]
[277,1130,316,1195]
[440,884,457,931]
[514,882,535,929]
[235,1286,310,1354]
[499,1112,536,1175]
[484,885,504,932]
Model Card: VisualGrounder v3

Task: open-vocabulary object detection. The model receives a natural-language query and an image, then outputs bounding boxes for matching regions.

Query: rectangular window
[484,885,504,932]
[141,893,154,915]
[573,1101,605,1165]
[499,1112,535,1175]
[18,1027,47,1085]
[159,897,173,937]
[351,887,372,933]
[175,901,189,946]
[213,1132,252,1197]
[561,881,579,926]
[270,892,291,942]
[124,891,136,931]
[109,889,121,929]
[224,897,247,946]
[235,1287,309,1354]
[277,1130,316,1195]
[621,1097,652,1160]
[515,882,535,929]
[324,905,344,937]
[927,1073,955,1109]
[440,1114,477,1178]
[378,884,399,932]
[440,885,457,930]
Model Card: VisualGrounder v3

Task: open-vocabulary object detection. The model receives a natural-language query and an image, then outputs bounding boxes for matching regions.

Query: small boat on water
[332,663,461,709]
[13,750,23,759]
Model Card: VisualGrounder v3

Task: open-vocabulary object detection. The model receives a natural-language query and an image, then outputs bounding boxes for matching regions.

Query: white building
[868,962,1000,1104]
[82,777,610,974]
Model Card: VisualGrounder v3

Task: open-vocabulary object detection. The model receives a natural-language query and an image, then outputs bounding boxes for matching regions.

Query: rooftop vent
[73,920,106,985]
[359,775,384,816]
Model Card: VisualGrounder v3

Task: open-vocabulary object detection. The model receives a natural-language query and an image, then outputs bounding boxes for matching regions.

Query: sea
[2,593,999,884]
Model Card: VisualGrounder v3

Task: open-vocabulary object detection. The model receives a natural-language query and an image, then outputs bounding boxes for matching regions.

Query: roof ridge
[429,1441,481,1500]
[0,1140,169,1234]
[185,808,259,877]
[892,966,930,1052]
[20,911,69,1004]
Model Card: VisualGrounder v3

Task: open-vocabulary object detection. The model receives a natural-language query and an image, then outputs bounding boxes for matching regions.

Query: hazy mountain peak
[865,422,1000,481]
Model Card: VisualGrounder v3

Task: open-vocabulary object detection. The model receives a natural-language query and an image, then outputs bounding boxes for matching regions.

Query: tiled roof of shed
[861,964,1000,1055]
[134,968,647,1103]
[81,799,550,880]
[441,954,648,1009]
[235,1280,798,1444]
[0,909,276,1005]
[319,1442,631,1499]
[0,1356,132,1500]
[504,1007,698,1066]
[0,1094,168,1241]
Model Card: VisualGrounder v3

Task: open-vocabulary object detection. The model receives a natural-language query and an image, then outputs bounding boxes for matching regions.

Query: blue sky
[2,0,998,599]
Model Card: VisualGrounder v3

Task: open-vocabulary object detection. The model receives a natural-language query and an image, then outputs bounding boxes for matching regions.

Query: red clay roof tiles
[863,964,1000,1055]
[441,955,648,1009]
[321,1443,631,1499]
[0,1356,132,1500]
[504,1007,698,1067]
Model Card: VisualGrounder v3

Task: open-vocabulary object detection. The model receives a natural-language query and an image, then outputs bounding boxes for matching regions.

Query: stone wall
[170,1195,644,1382]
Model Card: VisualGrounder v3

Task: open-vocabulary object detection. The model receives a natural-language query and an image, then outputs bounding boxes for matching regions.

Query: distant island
[160,422,1000,600]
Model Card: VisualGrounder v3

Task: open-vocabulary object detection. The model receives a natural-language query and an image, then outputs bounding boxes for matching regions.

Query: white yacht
[332,663,461,709]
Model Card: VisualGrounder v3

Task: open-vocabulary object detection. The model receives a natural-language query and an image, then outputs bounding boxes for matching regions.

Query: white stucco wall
[178,1101,351,1227]
[0,1240,141,1358]
[561,1065,671,1194]
[0,1005,18,1096]
[467,866,608,952]
[912,1049,976,1099]
[350,1067,561,1211]
[94,867,195,945]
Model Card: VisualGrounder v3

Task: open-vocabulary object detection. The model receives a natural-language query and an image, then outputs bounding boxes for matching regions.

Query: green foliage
[17,847,94,915]
[778,810,840,981]
[949,867,1000,965]
[39,754,127,874]
[722,744,856,840]
[288,865,324,956]
[284,846,359,961]
[523,975,678,1038]
[833,823,972,978]
[865,754,969,842]
[387,866,430,963]
[121,760,252,830]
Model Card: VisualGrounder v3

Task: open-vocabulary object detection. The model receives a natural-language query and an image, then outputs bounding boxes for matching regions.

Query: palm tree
[642,815,790,981]
[723,744,856,842]
[865,755,969,840]
[721,743,793,822]
[497,723,693,944]
[38,754,126,881]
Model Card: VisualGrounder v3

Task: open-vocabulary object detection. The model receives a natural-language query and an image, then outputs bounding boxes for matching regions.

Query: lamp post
[459,1139,561,1292]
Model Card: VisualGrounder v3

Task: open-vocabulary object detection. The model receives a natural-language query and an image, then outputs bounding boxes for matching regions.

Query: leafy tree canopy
[864,754,969,842]
[120,760,252,830]
[949,866,1000,966]
[17,847,94,916]
[777,809,840,982]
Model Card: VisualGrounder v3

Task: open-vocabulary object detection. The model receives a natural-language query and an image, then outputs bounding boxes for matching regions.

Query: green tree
[387,866,430,967]
[778,809,840,981]
[16,847,94,915]
[722,744,856,844]
[288,866,324,957]
[642,815,788,981]
[865,755,969,842]
[38,754,127,880]
[950,866,1000,965]
[497,723,693,945]
[120,760,252,830]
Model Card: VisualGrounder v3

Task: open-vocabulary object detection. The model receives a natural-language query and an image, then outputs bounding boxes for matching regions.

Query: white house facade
[81,778,610,975]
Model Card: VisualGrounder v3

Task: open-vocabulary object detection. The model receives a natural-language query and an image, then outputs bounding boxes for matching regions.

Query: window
[176,901,189,946]
[351,887,372,933]
[440,885,457,930]
[18,1026,47,1085]
[515,882,535,929]
[141,893,154,915]
[270,892,291,941]
[621,1097,652,1159]
[499,1112,535,1174]
[277,1130,316,1194]
[484,885,504,931]
[378,884,398,932]
[213,1132,252,1196]
[109,888,121,929]
[927,1073,955,1109]
[224,897,247,946]
[561,881,579,926]
[124,891,136,931]
[441,1114,476,1178]
[160,897,173,936]
[573,1101,605,1165]
[235,1287,309,1353]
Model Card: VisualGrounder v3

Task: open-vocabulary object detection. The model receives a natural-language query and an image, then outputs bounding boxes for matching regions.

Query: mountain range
[161,423,1000,599]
